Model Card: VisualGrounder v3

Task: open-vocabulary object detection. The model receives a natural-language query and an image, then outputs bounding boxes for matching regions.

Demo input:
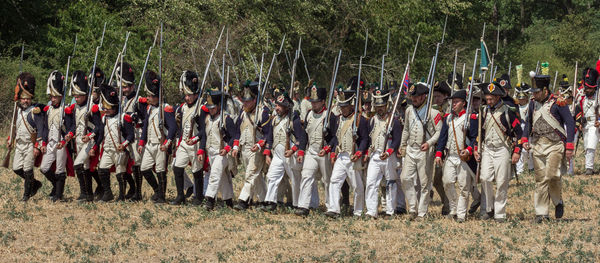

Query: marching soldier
[324,77,369,218]
[515,83,533,176]
[473,81,523,222]
[197,86,236,210]
[434,90,478,222]
[399,82,442,219]
[522,74,575,223]
[137,71,177,203]
[115,62,143,200]
[88,67,106,199]
[8,72,45,201]
[364,86,402,218]
[172,71,205,205]
[40,70,75,202]
[96,83,134,202]
[431,75,454,215]
[70,70,103,202]
[558,76,577,176]
[294,83,336,216]
[573,68,599,175]
[261,92,307,211]
[231,81,272,210]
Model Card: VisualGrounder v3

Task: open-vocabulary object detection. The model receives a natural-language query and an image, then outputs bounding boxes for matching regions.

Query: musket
[450,49,458,95]
[384,60,409,153]
[300,48,311,81]
[441,15,448,44]
[108,32,131,85]
[3,43,25,168]
[193,26,225,118]
[352,29,368,138]
[237,51,249,79]
[86,22,107,114]
[552,70,558,93]
[284,50,293,76]
[423,42,441,126]
[411,33,420,64]
[507,61,512,79]
[158,22,165,140]
[461,63,466,80]
[286,46,300,151]
[464,49,479,133]
[323,49,342,134]
[221,63,229,130]
[58,34,78,143]
[255,35,286,125]
[535,60,540,74]
[225,29,240,86]
[133,28,160,110]
[572,61,578,115]
[377,29,391,152]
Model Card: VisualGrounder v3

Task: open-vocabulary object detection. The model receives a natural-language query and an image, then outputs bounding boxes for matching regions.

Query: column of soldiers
[9,59,590,223]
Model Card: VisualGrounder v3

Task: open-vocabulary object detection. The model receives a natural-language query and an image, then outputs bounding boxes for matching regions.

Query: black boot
[124,171,136,200]
[42,170,57,199]
[224,199,233,208]
[130,170,143,202]
[170,167,185,205]
[75,166,87,201]
[92,171,103,200]
[52,173,67,202]
[341,181,350,206]
[21,170,33,201]
[154,172,167,204]
[116,173,126,201]
[204,196,215,210]
[83,170,94,202]
[13,169,25,179]
[98,170,114,202]
[234,199,249,210]
[141,169,159,202]
[191,171,204,206]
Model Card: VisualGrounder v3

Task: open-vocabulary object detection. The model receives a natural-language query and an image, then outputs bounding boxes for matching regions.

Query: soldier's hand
[420,143,429,151]
[351,153,360,162]
[56,142,64,149]
[511,153,520,164]
[330,155,336,163]
[251,144,259,152]
[89,148,95,157]
[160,145,167,152]
[435,156,443,166]
[595,121,600,127]
[6,138,12,149]
[265,155,272,166]
[82,135,90,143]
[284,150,294,158]
[34,147,40,157]
[117,144,125,152]
[65,133,73,142]
[363,155,368,163]
[318,149,326,157]
[297,155,304,163]
[232,149,239,158]
[380,152,389,160]
[40,146,47,154]
[565,149,574,160]
[473,151,481,162]
[399,146,406,157]
[185,138,193,145]
[460,149,470,157]
[197,154,204,163]
[137,146,143,154]
[523,142,530,150]
[219,149,227,156]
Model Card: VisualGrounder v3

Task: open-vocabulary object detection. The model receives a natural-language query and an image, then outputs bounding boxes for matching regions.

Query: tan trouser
[298,149,332,209]
[401,146,433,217]
[174,141,201,172]
[238,145,266,202]
[98,148,127,173]
[442,155,472,219]
[140,142,167,172]
[480,145,511,219]
[12,140,35,172]
[532,137,564,216]
[73,138,91,169]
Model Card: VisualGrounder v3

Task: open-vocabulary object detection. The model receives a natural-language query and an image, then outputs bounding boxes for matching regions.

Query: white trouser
[205,148,233,200]
[265,145,300,205]
[480,145,511,219]
[584,124,598,169]
[73,138,91,169]
[40,141,67,174]
[98,147,127,173]
[173,141,202,172]
[327,153,364,216]
[298,149,332,209]
[365,151,398,217]
[401,146,433,217]
[516,148,533,174]
[238,145,266,202]
[13,140,35,172]
[442,155,472,219]
[127,128,142,165]
[140,142,167,172]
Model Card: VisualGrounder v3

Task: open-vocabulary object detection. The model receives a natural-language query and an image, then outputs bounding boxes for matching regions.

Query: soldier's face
[18,98,31,109]
[92,91,99,102]
[184,94,198,105]
[472,98,481,109]
[122,84,134,96]
[362,102,371,112]
[340,104,353,117]
[433,91,446,105]
[375,105,386,116]
[518,98,529,106]
[275,104,288,116]
[484,95,500,107]
[209,106,219,116]
[411,94,427,107]
[74,95,87,105]
[311,100,325,111]
[147,95,159,106]
[532,89,547,102]
[451,98,465,114]
[243,99,256,112]
[50,96,62,106]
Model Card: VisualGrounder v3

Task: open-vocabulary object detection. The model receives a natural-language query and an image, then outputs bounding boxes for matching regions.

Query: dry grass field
[0,149,599,262]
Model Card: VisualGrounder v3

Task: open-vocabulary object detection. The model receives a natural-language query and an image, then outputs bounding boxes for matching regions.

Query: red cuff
[364,150,369,157]
[521,137,528,143]
[139,97,147,104]
[386,148,394,155]
[474,146,478,152]
[466,146,473,155]
[354,151,362,157]
[263,149,271,156]
[297,150,305,157]
[291,145,298,152]
[67,132,74,138]
[86,132,93,137]
[91,104,99,113]
[513,147,521,154]
[565,142,574,150]
[435,151,442,158]
[196,149,205,156]
[323,146,331,153]
[233,140,240,147]
[42,141,48,147]
[34,141,39,148]
[257,140,265,147]
[224,145,231,153]
[60,140,66,146]
[330,152,336,159]
[139,140,145,147]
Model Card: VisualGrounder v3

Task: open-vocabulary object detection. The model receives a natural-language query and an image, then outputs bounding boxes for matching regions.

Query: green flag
[480,38,490,72]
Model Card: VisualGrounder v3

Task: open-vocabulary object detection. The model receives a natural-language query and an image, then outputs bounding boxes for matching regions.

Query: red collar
[315,106,326,114]
[455,109,466,117]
